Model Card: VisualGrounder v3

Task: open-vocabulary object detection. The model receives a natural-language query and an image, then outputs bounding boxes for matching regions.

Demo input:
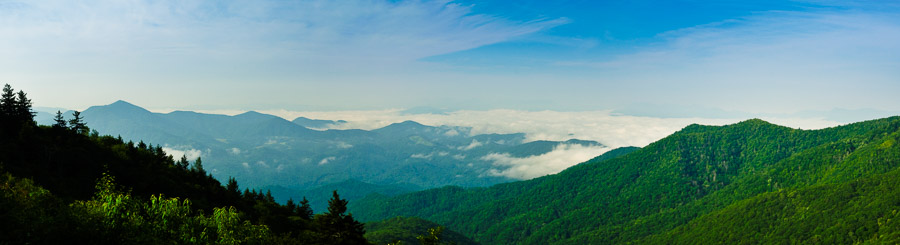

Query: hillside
[350,117,900,244]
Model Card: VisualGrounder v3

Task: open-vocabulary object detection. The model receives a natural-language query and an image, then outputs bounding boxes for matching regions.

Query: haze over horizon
[6,0,900,126]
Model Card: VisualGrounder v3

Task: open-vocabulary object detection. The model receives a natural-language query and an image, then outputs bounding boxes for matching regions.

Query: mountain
[350,117,900,244]
[77,101,607,208]
[292,116,347,129]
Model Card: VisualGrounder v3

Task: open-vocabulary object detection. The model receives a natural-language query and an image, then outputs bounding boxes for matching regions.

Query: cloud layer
[251,109,843,148]
[483,143,610,179]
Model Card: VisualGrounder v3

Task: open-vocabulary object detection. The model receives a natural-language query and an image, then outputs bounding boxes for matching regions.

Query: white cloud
[410,153,432,159]
[458,139,483,150]
[483,144,610,180]
[444,129,460,137]
[335,142,353,149]
[273,109,842,148]
[162,147,202,160]
[229,147,241,155]
[319,156,337,165]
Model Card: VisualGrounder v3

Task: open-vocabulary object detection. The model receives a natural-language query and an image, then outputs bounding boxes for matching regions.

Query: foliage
[352,117,900,244]
[365,216,478,245]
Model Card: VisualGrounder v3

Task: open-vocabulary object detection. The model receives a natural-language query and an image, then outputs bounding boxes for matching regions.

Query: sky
[7,0,900,180]
[4,0,900,121]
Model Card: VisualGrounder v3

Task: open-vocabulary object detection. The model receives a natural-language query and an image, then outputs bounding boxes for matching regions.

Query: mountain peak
[397,120,424,127]
[86,100,151,115]
[108,100,141,109]
[738,118,772,125]
[234,111,277,119]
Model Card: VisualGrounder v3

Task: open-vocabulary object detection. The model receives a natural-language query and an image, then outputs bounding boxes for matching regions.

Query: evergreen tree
[265,190,275,203]
[315,191,366,244]
[14,90,34,123]
[177,155,189,170]
[226,177,240,196]
[191,157,205,175]
[286,199,297,213]
[0,84,15,118]
[68,111,88,135]
[53,111,67,129]
[299,197,314,220]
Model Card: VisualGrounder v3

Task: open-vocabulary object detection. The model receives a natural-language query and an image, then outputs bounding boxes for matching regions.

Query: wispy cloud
[555,9,900,113]
[0,0,566,71]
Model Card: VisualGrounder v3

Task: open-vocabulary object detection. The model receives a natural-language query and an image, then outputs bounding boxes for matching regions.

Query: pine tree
[68,111,88,134]
[0,84,15,118]
[299,197,313,220]
[226,177,240,196]
[191,157,205,175]
[53,111,67,129]
[286,199,297,213]
[315,191,366,244]
[177,155,189,170]
[265,190,275,203]
[14,90,34,123]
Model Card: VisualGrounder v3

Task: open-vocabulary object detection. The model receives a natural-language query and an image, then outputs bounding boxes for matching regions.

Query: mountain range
[350,117,900,244]
[40,100,606,211]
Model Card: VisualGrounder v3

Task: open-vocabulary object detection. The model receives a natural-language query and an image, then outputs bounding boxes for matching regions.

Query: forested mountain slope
[351,117,900,244]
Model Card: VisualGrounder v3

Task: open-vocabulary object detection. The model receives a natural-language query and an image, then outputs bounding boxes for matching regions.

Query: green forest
[0,84,456,244]
[351,112,900,244]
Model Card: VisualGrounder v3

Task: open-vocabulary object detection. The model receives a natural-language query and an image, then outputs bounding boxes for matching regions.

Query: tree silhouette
[315,191,366,244]
[68,111,88,135]
[53,111,67,129]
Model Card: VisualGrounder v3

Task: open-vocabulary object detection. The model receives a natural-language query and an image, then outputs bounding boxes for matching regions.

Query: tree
[68,111,88,135]
[0,84,15,117]
[416,226,445,245]
[0,84,35,128]
[191,157,205,175]
[53,111,67,129]
[226,177,240,196]
[14,90,34,123]
[177,156,189,170]
[298,197,313,220]
[315,191,366,244]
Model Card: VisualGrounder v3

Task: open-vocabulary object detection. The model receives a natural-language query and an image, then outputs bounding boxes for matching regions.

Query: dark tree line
[0,84,369,244]
[0,84,35,129]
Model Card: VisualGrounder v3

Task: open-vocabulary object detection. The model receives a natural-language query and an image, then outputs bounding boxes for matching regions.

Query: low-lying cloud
[162,147,202,160]
[263,109,844,148]
[483,144,610,180]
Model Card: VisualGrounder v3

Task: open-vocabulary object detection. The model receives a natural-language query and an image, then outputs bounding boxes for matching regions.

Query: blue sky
[3,0,900,120]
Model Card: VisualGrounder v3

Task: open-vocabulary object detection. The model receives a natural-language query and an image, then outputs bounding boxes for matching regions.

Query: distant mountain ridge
[292,116,347,129]
[350,116,900,244]
[73,100,607,210]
